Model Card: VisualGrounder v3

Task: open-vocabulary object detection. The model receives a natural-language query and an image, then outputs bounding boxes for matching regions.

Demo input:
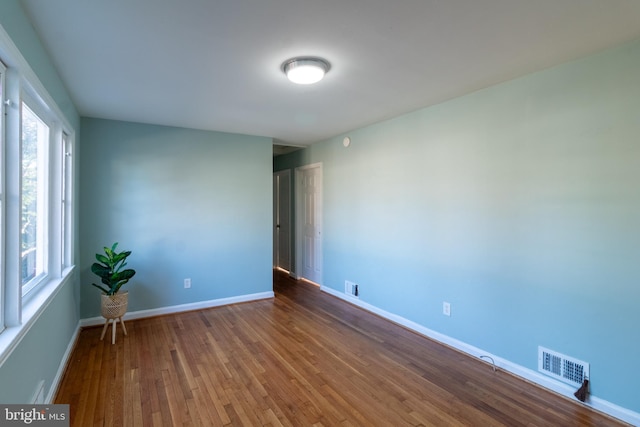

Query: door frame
[294,162,323,284]
[273,169,292,271]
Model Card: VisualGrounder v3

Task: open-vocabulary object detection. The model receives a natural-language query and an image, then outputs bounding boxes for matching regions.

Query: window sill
[0,265,76,368]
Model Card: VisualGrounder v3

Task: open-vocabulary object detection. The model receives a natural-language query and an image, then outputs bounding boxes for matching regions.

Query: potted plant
[91,242,136,343]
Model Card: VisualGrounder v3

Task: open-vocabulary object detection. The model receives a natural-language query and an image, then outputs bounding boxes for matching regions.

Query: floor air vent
[538,346,589,386]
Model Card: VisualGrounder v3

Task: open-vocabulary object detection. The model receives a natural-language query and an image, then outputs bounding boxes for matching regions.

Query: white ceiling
[20,0,640,146]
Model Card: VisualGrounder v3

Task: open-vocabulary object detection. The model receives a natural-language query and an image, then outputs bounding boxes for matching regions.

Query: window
[0,27,75,352]
[0,60,5,332]
[21,102,49,294]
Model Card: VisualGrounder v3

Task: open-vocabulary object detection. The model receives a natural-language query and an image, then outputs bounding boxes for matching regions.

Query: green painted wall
[275,39,640,413]
[0,279,77,403]
[79,118,273,318]
[3,0,639,416]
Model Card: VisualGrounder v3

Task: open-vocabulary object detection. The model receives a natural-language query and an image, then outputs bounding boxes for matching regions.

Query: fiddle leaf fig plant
[91,242,136,296]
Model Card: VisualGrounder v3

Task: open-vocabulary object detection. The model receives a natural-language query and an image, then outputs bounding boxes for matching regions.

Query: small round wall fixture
[282,57,331,85]
[343,137,351,147]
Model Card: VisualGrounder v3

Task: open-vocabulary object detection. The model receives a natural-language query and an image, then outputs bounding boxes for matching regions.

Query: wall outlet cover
[443,302,451,316]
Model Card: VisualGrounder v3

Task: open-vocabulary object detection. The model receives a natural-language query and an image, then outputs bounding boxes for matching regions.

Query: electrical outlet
[184,278,191,289]
[443,302,451,316]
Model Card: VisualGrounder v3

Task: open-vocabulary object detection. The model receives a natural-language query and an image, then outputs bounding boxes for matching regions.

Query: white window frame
[0,23,75,365]
[0,59,6,334]
[62,132,73,270]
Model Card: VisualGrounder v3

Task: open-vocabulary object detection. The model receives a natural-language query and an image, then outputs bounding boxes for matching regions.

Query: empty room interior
[1,0,639,425]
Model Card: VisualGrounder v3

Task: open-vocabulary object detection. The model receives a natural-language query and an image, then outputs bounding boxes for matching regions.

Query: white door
[296,164,322,284]
[273,170,291,271]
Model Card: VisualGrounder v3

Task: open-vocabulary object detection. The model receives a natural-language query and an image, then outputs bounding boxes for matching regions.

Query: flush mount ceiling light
[282,57,331,85]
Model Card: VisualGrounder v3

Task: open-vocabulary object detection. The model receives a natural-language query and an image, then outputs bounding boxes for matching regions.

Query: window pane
[21,103,48,289]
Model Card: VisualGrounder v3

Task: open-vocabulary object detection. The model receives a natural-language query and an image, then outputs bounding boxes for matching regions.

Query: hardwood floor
[55,270,627,426]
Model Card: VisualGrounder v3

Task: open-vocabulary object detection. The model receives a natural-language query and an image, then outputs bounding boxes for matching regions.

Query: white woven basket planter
[101,291,128,319]
[100,291,129,344]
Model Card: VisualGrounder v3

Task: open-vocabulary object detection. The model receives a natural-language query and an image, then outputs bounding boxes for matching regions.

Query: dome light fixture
[282,57,330,85]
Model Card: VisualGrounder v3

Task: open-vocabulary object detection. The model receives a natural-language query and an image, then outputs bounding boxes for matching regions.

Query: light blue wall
[0,279,78,403]
[80,118,273,318]
[275,40,640,413]
[3,0,638,415]
[0,1,80,404]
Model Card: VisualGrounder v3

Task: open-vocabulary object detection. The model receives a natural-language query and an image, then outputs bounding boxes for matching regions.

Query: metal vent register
[538,346,589,386]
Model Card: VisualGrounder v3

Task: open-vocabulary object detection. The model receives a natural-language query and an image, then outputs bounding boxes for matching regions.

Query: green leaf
[89,242,135,294]
[116,269,136,281]
[104,246,114,258]
[91,263,110,277]
[95,254,109,264]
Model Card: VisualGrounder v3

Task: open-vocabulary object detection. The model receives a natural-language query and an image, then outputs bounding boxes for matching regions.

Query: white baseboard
[79,291,274,327]
[46,323,81,404]
[320,285,640,426]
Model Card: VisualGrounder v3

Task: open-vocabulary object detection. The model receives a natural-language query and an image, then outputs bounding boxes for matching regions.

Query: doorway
[273,170,292,272]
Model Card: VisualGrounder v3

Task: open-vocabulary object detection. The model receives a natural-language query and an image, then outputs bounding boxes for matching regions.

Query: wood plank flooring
[55,270,628,426]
